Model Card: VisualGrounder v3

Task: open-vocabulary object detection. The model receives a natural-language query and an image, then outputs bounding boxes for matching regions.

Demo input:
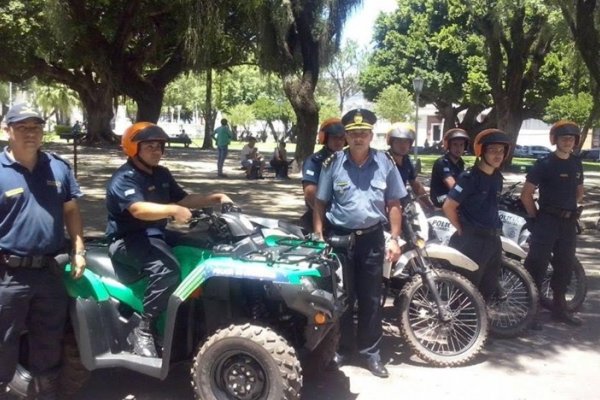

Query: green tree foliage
[322,39,366,112]
[544,93,593,126]
[33,82,79,125]
[374,85,414,123]
[226,103,255,133]
[252,0,364,163]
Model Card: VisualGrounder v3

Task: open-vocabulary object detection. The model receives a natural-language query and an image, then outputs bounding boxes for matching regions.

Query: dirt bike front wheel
[398,269,488,367]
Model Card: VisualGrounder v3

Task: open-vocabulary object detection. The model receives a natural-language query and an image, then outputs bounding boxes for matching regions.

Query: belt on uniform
[540,206,577,219]
[462,226,502,237]
[338,222,382,236]
[0,252,57,269]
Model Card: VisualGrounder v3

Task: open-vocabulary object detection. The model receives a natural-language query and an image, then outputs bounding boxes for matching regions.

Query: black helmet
[443,128,469,150]
[550,120,580,146]
[473,128,511,161]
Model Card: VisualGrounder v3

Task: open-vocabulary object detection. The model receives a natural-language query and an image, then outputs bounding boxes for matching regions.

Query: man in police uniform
[299,117,346,231]
[314,109,405,378]
[385,123,434,211]
[521,120,584,327]
[430,128,469,208]
[106,122,234,358]
[443,129,510,301]
[0,103,86,399]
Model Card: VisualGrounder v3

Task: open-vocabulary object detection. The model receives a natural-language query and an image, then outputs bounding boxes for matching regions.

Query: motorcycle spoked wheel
[487,258,539,338]
[191,323,302,400]
[540,258,587,312]
[398,269,488,367]
[9,331,89,400]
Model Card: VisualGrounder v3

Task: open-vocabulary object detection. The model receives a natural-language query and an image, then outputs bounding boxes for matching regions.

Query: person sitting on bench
[240,136,265,179]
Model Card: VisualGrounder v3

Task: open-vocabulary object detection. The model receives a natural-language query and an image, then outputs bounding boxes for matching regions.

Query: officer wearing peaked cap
[314,108,406,378]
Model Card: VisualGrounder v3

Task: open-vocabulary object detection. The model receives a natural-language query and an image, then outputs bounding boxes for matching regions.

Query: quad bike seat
[85,245,145,284]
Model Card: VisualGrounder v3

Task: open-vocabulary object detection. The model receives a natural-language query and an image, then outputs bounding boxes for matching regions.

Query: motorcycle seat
[85,246,144,284]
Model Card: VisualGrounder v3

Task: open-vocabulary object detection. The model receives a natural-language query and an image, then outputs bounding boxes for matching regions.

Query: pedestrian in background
[212,118,232,177]
[0,103,86,400]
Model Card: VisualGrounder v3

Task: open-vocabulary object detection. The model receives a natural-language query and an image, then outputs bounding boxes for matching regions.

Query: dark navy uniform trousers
[0,265,67,383]
[332,226,385,363]
[524,212,577,294]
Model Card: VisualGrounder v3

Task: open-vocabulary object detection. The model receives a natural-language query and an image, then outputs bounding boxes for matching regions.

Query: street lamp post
[412,77,424,173]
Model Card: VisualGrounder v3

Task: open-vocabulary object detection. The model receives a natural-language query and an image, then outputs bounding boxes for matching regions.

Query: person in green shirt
[212,118,232,177]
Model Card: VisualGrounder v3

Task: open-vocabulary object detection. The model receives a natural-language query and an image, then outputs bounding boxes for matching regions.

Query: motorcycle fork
[411,251,453,322]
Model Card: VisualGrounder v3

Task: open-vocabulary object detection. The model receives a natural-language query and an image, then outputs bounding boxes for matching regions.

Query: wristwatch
[72,249,87,257]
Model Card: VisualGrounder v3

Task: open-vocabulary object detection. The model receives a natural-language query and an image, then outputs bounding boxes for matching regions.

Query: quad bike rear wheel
[191,323,302,400]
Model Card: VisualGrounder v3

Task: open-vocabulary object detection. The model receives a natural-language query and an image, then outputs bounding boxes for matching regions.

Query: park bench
[58,132,86,143]
[166,135,192,148]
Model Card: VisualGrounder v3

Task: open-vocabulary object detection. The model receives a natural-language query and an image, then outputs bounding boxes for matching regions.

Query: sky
[342,0,398,47]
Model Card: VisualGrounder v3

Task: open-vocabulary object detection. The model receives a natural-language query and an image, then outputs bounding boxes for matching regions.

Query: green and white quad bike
[10,207,345,400]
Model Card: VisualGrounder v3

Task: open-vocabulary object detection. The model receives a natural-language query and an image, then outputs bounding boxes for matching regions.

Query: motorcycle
[426,205,539,338]
[10,205,345,400]
[381,193,489,367]
[497,182,587,312]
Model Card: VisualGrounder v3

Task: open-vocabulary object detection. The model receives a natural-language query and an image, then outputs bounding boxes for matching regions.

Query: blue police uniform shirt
[106,159,188,238]
[316,149,406,229]
[302,146,333,186]
[0,147,83,256]
[448,167,503,230]
[430,153,465,206]
[394,154,417,186]
[526,153,584,211]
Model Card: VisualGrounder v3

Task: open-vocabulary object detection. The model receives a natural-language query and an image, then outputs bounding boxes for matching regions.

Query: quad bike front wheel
[540,258,587,312]
[398,269,488,367]
[487,258,539,338]
[191,323,302,400]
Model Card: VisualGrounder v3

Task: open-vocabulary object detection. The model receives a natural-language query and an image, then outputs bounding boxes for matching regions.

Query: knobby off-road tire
[9,332,89,400]
[540,258,587,312]
[191,323,302,400]
[487,258,539,338]
[398,269,488,367]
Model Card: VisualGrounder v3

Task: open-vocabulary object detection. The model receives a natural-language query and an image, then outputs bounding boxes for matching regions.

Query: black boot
[0,383,12,400]
[129,316,158,357]
[33,373,59,400]
[551,292,582,327]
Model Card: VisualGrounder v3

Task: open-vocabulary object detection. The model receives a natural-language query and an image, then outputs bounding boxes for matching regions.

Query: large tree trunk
[202,69,216,150]
[77,85,116,144]
[283,74,319,168]
[134,88,164,123]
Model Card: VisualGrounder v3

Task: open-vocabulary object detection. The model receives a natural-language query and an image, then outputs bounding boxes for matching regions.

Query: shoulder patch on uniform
[48,152,73,169]
[322,152,338,168]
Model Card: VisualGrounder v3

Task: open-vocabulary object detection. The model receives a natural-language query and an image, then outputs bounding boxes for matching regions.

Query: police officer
[521,120,584,327]
[443,129,510,301]
[299,118,346,231]
[106,122,233,358]
[314,109,405,378]
[430,128,469,208]
[386,123,434,210]
[0,103,86,400]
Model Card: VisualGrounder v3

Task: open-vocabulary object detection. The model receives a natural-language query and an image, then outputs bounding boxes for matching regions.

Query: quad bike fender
[501,236,527,259]
[63,267,111,301]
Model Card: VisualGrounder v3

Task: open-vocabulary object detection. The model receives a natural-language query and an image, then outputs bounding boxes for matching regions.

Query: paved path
[17,143,599,400]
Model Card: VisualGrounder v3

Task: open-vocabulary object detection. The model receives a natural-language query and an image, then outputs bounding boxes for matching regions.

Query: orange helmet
[442,128,469,150]
[550,120,580,146]
[317,118,345,145]
[121,122,170,157]
[473,128,511,160]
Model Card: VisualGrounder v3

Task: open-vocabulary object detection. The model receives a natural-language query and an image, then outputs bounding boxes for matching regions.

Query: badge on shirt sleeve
[4,187,24,197]
[454,184,463,193]
[124,189,136,196]
[306,169,315,176]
